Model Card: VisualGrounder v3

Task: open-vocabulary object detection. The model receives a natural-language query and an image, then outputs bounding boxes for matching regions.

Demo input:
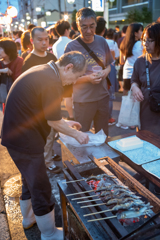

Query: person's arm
[0,68,12,75]
[131,58,144,102]
[47,119,89,144]
[120,50,125,65]
[12,57,23,80]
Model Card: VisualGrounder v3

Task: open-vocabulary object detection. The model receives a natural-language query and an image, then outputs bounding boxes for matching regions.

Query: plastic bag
[118,90,140,128]
[59,129,107,147]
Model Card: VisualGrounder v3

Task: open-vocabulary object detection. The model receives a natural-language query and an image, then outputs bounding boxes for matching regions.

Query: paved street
[0,92,159,240]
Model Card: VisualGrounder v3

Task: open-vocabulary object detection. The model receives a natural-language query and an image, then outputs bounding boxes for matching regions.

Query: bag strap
[76,37,111,86]
[77,37,105,69]
[145,54,150,90]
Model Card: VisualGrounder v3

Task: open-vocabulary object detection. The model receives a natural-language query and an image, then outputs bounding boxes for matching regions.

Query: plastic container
[116,136,143,152]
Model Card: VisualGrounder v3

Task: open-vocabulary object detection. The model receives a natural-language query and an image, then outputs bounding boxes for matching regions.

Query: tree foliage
[126,7,152,24]
[72,9,77,22]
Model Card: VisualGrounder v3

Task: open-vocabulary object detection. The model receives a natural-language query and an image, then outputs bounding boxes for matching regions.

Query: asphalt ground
[0,92,159,240]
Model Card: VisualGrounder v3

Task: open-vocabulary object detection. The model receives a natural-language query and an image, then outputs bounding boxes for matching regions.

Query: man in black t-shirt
[21,27,61,173]
[22,27,57,73]
[1,51,88,239]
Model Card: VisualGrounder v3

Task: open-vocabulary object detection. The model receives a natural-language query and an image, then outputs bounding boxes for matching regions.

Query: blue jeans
[74,96,109,136]
[7,148,54,216]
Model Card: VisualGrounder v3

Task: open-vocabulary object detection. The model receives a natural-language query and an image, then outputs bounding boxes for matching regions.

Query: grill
[58,156,160,240]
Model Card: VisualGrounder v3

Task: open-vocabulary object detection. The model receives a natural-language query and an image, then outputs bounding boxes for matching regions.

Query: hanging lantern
[67,0,75,4]
[7,6,18,18]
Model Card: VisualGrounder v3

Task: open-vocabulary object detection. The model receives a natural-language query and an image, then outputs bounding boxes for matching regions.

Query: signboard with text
[92,0,104,12]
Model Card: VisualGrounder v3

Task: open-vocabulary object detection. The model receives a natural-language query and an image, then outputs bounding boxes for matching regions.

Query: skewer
[84,208,114,216]
[63,174,118,184]
[62,179,86,184]
[71,194,98,201]
[66,186,113,197]
[77,198,101,204]
[88,215,116,222]
[81,202,106,208]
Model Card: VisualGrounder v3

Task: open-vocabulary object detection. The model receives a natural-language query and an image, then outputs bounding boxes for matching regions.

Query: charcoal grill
[57,156,160,240]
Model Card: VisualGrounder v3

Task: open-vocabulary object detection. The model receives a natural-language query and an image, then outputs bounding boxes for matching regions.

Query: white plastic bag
[59,129,107,147]
[118,90,140,128]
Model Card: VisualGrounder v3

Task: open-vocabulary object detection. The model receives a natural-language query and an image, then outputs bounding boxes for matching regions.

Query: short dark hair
[31,27,46,39]
[69,29,75,39]
[106,28,114,39]
[17,30,23,38]
[28,24,36,31]
[0,38,17,61]
[51,27,59,38]
[58,51,86,73]
[71,21,78,31]
[21,30,31,51]
[115,25,120,29]
[55,20,70,36]
[142,22,160,59]
[95,16,106,35]
[76,7,97,25]
[122,25,128,34]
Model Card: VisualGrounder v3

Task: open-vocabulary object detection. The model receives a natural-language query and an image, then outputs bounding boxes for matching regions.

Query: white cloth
[123,41,143,79]
[52,36,71,59]
[106,39,119,58]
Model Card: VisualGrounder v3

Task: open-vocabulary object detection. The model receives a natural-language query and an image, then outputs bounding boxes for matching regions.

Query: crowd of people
[0,6,160,240]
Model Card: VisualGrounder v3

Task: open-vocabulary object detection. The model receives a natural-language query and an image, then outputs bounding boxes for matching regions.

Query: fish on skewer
[84,202,152,217]
[87,206,152,222]
[77,196,140,205]
[106,197,141,206]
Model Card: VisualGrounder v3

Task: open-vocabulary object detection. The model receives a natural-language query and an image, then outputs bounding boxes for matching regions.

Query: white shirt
[52,36,71,59]
[123,41,143,79]
[106,39,119,58]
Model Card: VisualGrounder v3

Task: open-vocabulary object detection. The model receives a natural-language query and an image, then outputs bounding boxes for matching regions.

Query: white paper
[59,129,107,147]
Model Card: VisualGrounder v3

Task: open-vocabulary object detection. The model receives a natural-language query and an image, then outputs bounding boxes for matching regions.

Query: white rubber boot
[35,209,63,240]
[19,198,36,229]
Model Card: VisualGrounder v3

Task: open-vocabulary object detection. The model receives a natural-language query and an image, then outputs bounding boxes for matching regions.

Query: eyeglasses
[80,24,96,31]
[142,38,155,44]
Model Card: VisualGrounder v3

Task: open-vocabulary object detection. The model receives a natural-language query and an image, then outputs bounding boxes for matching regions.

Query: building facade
[108,0,160,27]
[17,0,88,29]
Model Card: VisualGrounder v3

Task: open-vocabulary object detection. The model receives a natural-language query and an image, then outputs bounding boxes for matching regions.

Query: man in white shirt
[53,19,74,122]
[53,20,71,59]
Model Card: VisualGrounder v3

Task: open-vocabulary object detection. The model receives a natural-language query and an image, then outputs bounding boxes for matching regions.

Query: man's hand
[75,131,89,145]
[66,120,82,130]
[89,71,105,84]
[132,85,144,102]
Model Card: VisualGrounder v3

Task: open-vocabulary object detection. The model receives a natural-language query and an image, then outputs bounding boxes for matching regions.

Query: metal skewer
[81,202,107,208]
[84,208,115,216]
[88,215,116,222]
[71,194,98,201]
[77,198,101,204]
[66,186,113,197]
[62,179,86,184]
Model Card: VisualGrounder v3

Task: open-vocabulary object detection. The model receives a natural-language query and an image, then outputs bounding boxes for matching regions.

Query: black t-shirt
[1,62,63,154]
[22,52,57,73]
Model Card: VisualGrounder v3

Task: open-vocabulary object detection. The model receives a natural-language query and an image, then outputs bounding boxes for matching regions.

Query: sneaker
[47,165,62,174]
[108,118,116,125]
[116,123,129,130]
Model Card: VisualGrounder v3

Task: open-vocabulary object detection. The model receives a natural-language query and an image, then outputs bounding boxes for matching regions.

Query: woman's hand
[3,68,12,76]
[132,85,144,102]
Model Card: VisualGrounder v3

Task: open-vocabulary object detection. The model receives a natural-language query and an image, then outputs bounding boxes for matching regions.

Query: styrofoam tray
[116,136,143,151]
[142,160,160,179]
[108,135,160,165]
